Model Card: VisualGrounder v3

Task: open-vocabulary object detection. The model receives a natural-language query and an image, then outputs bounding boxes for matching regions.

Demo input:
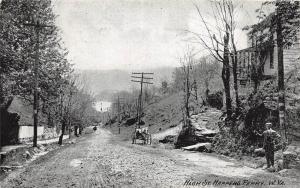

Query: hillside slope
[143,93,183,134]
[107,93,183,141]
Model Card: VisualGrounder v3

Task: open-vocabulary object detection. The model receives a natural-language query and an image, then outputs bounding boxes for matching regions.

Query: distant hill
[76,67,176,98]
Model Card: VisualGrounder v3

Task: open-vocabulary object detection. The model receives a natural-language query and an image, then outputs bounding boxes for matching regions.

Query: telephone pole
[131,72,154,125]
[116,96,124,123]
[117,96,123,134]
[112,96,124,134]
[24,18,52,147]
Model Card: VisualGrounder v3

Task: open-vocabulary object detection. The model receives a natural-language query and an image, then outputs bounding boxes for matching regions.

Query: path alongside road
[0,135,69,155]
[1,129,299,188]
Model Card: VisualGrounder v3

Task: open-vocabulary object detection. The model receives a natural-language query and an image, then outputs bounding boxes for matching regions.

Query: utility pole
[135,98,139,121]
[118,96,121,134]
[276,6,287,142]
[117,96,125,123]
[131,72,154,126]
[24,18,52,147]
[107,112,112,128]
[112,96,124,133]
[117,97,120,122]
[112,97,124,122]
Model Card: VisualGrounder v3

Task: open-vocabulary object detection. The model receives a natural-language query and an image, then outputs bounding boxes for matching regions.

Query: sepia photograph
[0,0,300,187]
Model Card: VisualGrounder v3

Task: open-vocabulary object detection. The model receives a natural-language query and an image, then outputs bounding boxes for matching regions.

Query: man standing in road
[262,122,281,169]
[254,122,281,170]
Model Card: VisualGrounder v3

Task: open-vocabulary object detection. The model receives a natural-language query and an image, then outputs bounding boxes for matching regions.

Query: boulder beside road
[283,145,300,169]
[182,143,212,152]
[254,148,265,157]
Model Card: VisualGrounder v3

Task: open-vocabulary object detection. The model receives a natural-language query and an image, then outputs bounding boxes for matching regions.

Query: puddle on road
[70,159,83,167]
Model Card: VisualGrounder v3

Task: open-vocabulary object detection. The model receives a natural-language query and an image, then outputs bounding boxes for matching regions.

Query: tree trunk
[79,126,82,135]
[58,119,66,145]
[193,80,198,103]
[253,74,259,94]
[276,11,287,141]
[0,107,2,150]
[222,31,232,119]
[185,67,190,120]
[74,125,78,137]
[232,53,240,114]
[0,77,3,150]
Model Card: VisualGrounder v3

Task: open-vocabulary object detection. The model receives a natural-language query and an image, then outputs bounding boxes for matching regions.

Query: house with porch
[235,27,300,88]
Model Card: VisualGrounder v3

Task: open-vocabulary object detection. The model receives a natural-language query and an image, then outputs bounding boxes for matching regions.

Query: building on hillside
[1,97,60,146]
[233,24,300,89]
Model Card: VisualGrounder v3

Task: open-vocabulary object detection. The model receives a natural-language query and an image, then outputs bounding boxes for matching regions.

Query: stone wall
[283,47,300,73]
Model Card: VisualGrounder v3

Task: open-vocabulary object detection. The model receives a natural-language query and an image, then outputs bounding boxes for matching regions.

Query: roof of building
[7,97,47,126]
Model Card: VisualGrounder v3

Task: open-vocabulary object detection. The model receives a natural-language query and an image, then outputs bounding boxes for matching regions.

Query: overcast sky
[53,0,268,70]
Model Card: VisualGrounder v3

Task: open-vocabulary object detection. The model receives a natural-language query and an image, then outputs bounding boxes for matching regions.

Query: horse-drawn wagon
[132,126,151,145]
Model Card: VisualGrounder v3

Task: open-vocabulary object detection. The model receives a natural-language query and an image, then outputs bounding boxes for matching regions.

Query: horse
[132,127,151,144]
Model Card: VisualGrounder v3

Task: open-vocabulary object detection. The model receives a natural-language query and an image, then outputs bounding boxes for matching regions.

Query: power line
[130,72,154,126]
[113,96,125,123]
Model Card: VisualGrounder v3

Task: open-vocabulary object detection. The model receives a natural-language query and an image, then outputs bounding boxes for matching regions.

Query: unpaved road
[1,129,299,188]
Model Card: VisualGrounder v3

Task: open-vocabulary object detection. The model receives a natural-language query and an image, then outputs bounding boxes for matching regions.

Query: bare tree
[58,77,76,145]
[186,0,241,118]
[179,47,195,128]
[194,56,222,104]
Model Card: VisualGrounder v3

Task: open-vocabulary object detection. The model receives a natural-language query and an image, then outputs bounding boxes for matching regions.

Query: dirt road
[1,129,299,188]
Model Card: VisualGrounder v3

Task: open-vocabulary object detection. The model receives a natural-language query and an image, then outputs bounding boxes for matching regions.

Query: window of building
[270,48,274,69]
[240,80,247,87]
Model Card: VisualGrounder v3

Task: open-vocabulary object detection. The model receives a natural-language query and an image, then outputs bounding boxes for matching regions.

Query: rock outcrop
[283,145,300,169]
[175,108,222,150]
[182,143,212,152]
